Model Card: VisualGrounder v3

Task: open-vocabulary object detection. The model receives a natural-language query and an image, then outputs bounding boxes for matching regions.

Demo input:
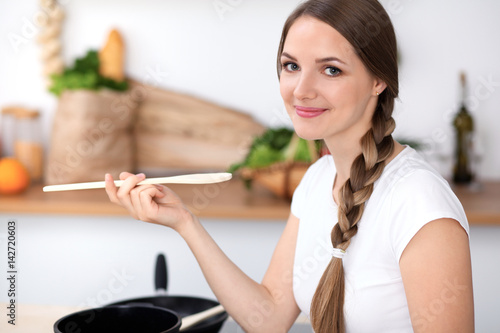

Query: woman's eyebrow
[281,52,346,65]
[316,56,346,65]
[281,52,296,61]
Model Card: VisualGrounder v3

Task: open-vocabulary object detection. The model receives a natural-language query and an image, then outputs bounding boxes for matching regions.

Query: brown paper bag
[45,89,138,184]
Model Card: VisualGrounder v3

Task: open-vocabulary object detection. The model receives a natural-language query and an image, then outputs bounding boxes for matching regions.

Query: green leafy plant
[229,127,319,188]
[395,138,423,150]
[49,50,128,96]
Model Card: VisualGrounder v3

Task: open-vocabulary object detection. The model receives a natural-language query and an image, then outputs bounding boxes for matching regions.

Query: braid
[310,101,396,333]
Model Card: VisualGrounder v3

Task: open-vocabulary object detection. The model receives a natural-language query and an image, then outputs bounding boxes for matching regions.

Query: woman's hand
[104,172,194,232]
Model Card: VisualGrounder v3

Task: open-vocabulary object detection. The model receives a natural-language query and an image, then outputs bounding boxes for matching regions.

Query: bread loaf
[99,29,125,81]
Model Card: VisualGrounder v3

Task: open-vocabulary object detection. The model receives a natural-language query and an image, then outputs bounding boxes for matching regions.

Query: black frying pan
[54,305,181,333]
[107,254,228,333]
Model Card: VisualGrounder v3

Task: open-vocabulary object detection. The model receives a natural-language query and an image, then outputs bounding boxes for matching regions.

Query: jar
[1,107,17,157]
[14,108,44,182]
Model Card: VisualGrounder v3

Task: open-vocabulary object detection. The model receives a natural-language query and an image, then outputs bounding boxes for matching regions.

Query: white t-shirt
[291,147,469,332]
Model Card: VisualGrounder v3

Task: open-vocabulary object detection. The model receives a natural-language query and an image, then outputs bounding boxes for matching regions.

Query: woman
[105,0,474,332]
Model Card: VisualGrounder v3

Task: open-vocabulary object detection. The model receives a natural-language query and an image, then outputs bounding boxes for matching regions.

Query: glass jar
[14,108,44,182]
[1,107,17,158]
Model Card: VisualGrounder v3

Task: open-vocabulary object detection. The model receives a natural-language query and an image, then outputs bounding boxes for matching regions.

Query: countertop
[0,179,290,219]
[0,303,313,333]
[0,179,499,224]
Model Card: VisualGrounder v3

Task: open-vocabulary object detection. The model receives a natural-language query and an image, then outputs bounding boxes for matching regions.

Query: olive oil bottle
[452,72,474,184]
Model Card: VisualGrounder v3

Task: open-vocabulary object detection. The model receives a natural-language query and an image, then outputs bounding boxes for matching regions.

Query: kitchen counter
[0,179,290,219]
[0,303,85,333]
[0,179,499,224]
[0,303,313,333]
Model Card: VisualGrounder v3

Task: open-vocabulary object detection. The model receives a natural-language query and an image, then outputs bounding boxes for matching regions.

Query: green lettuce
[49,50,128,96]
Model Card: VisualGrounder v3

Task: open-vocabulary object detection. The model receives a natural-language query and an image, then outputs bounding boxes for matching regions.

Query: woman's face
[279,16,386,143]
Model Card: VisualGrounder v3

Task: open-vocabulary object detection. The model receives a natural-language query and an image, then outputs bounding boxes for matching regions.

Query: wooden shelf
[0,179,499,224]
[449,181,500,225]
[0,179,290,220]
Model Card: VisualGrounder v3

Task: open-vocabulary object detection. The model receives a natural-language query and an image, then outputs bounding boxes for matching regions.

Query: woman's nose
[293,71,317,100]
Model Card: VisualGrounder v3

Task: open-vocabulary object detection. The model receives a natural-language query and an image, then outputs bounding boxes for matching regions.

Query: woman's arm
[105,172,301,332]
[400,218,474,333]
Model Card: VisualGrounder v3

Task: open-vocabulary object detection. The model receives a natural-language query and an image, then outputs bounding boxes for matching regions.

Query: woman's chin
[292,124,322,141]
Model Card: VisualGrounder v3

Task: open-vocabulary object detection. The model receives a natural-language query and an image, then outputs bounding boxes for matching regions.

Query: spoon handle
[180,304,226,331]
[42,172,232,192]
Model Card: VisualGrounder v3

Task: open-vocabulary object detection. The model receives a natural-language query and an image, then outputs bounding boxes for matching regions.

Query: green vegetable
[49,50,128,96]
[228,127,318,176]
[293,138,313,162]
[395,138,423,150]
[251,127,294,151]
[246,145,285,168]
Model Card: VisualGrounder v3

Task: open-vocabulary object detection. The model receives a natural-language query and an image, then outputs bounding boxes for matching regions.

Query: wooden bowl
[240,161,310,200]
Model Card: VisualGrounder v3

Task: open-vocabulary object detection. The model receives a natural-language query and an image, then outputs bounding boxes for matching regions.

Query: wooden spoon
[42,172,232,192]
[180,304,226,331]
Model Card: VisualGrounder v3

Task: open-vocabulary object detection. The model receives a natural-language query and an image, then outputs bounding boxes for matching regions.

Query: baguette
[99,29,125,81]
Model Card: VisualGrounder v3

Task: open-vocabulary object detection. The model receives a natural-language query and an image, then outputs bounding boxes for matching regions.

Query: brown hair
[277,1,398,332]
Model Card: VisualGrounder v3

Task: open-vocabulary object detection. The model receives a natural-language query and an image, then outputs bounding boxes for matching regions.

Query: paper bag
[45,89,137,184]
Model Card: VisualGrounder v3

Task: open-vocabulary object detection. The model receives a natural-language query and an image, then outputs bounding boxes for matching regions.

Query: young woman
[105,0,474,332]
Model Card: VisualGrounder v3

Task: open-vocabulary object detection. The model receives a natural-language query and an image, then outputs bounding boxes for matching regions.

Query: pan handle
[155,253,168,294]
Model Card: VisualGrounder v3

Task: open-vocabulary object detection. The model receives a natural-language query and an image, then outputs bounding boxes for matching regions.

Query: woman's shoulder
[291,155,334,217]
[380,146,448,190]
[310,153,335,170]
[299,154,335,184]
[385,147,467,222]
[367,147,469,261]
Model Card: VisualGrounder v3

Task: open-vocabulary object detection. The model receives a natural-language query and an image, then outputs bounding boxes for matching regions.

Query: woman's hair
[277,1,399,332]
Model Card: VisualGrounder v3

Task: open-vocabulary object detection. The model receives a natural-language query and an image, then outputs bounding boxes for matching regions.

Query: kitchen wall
[0,0,499,179]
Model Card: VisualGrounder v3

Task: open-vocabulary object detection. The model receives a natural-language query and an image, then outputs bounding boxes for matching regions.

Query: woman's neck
[326,138,362,188]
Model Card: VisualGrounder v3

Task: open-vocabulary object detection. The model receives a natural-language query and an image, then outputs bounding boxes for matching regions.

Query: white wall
[0,0,499,179]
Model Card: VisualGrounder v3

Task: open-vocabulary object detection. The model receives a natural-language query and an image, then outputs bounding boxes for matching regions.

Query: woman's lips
[295,106,328,118]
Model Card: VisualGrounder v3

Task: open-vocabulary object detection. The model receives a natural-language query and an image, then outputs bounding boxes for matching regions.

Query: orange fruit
[0,157,31,194]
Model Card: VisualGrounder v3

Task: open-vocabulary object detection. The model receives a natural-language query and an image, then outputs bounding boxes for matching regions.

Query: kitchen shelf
[449,181,500,225]
[0,179,290,220]
[0,179,499,224]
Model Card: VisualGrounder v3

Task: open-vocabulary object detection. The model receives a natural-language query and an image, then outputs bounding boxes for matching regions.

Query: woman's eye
[283,62,300,72]
[324,66,341,76]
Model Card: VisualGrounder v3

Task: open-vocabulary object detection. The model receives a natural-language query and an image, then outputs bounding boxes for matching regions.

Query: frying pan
[108,254,228,333]
[54,305,181,333]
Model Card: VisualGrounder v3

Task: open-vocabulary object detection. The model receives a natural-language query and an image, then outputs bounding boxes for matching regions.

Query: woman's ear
[373,78,387,96]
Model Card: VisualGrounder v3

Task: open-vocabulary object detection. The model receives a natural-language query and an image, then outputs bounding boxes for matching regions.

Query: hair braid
[310,102,396,333]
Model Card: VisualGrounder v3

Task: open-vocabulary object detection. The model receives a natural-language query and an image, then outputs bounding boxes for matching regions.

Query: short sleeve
[389,169,469,261]
[290,155,332,219]
[291,169,307,218]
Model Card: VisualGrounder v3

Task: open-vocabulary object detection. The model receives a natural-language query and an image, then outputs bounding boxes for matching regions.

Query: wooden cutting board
[131,80,265,174]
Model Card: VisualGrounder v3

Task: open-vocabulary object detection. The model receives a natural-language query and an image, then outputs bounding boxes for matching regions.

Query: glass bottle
[452,72,474,184]
[14,108,44,183]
